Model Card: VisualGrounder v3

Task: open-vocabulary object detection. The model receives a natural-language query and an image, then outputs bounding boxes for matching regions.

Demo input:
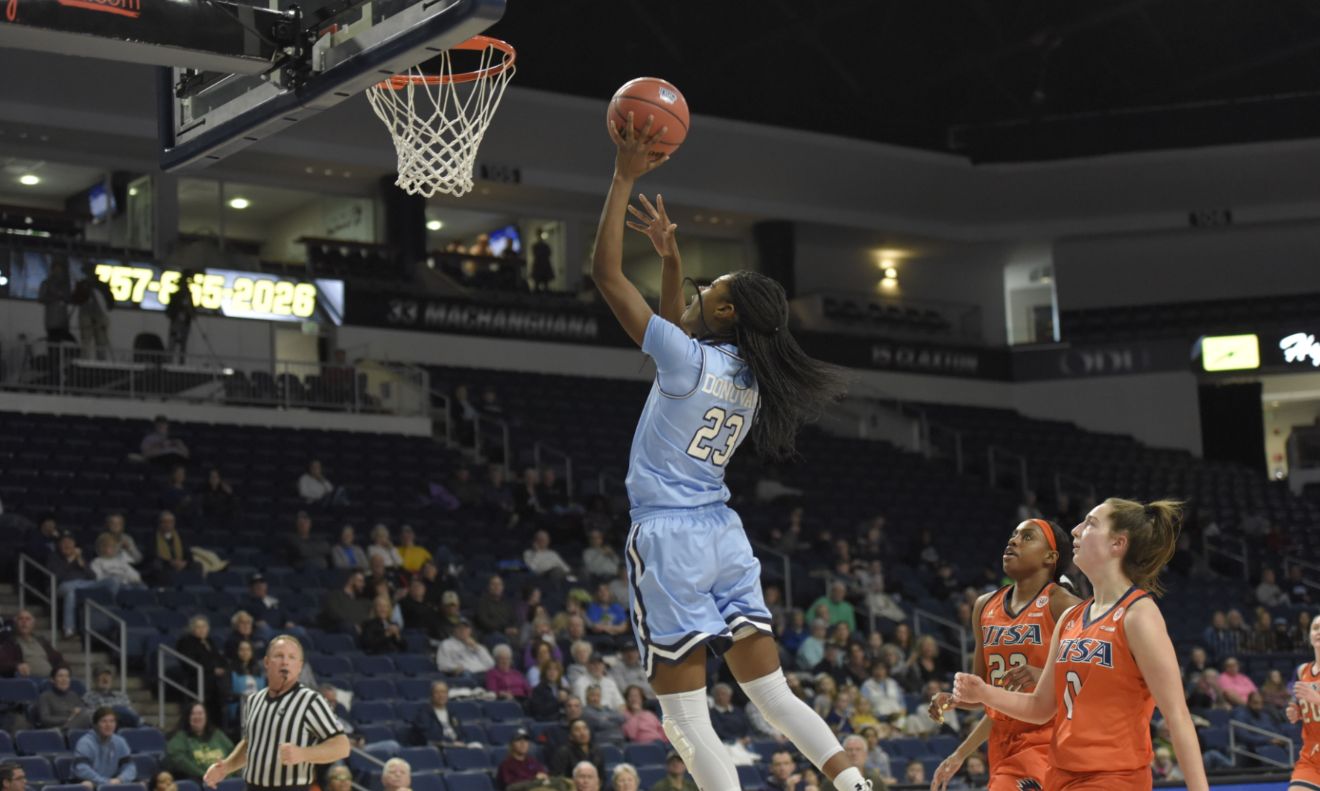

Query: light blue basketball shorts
[625,503,773,678]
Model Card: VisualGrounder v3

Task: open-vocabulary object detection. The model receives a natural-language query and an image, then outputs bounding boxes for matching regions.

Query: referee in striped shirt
[203,635,350,791]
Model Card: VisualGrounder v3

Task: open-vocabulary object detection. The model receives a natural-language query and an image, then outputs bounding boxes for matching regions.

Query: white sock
[739,668,846,769]
[832,766,868,791]
[656,688,740,791]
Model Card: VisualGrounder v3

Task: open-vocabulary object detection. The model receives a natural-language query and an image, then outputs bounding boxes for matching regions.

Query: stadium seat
[0,679,40,705]
[623,743,666,767]
[44,785,91,791]
[353,655,396,676]
[353,679,397,700]
[395,678,434,699]
[598,745,624,766]
[176,781,201,791]
[637,766,666,788]
[310,655,353,677]
[120,728,167,755]
[444,772,494,791]
[411,774,447,791]
[398,746,445,773]
[13,757,56,784]
[443,747,491,771]
[315,633,358,654]
[129,754,158,779]
[484,700,525,723]
[16,730,67,756]
[351,701,395,724]
[736,765,765,791]
[447,700,484,722]
[485,723,525,745]
[0,731,14,756]
[53,756,82,782]
[393,656,437,677]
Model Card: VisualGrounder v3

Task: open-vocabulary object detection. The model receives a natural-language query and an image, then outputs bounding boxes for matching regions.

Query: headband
[1030,518,1057,553]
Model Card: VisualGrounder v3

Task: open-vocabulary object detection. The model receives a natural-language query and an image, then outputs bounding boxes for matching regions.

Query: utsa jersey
[1292,662,1320,789]
[981,584,1057,791]
[982,582,1058,726]
[1051,586,1155,774]
[626,315,757,520]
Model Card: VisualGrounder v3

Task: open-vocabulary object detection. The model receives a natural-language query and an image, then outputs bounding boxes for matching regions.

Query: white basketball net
[366,41,515,198]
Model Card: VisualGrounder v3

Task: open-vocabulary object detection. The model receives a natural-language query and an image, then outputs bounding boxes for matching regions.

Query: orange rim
[376,35,516,89]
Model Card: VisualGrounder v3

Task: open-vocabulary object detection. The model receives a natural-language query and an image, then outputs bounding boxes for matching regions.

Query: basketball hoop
[366,35,516,198]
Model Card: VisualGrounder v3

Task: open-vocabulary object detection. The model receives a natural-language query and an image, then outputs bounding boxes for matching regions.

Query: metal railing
[533,442,575,497]
[987,445,1030,494]
[429,391,454,447]
[17,554,58,644]
[348,746,388,791]
[1207,535,1250,582]
[912,607,973,672]
[1282,556,1320,594]
[472,413,511,472]
[751,541,793,610]
[4,342,431,416]
[1227,720,1294,768]
[84,599,128,698]
[926,420,966,474]
[157,643,205,726]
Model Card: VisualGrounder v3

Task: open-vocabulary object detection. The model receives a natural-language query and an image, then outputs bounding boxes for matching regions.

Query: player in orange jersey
[1287,614,1320,790]
[926,519,1081,791]
[951,498,1208,791]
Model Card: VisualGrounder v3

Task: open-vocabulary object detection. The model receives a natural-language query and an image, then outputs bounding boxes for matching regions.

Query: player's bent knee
[739,668,844,769]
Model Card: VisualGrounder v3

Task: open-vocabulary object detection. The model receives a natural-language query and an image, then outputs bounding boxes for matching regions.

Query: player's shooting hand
[951,672,987,705]
[1287,702,1302,724]
[609,112,669,181]
[1002,664,1041,692]
[929,754,965,791]
[626,194,678,258]
[926,692,954,722]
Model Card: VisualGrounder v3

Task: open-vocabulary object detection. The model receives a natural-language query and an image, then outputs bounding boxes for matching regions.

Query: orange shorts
[1045,766,1151,791]
[1291,760,1320,790]
[987,726,1051,791]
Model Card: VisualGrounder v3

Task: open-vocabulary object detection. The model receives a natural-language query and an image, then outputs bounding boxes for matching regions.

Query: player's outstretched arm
[1126,599,1209,791]
[952,604,1073,724]
[929,714,990,791]
[626,193,684,326]
[592,113,669,346]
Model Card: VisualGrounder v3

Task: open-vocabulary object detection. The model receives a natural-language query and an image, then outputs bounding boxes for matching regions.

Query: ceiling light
[228,197,250,210]
[128,187,138,197]
[426,220,443,231]
[18,174,39,186]
[884,266,898,279]
[880,277,898,290]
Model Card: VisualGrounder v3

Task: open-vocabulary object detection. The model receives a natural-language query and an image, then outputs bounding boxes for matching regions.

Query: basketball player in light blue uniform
[594,113,867,791]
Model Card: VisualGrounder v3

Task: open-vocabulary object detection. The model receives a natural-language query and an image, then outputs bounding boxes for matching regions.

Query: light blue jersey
[626,315,758,521]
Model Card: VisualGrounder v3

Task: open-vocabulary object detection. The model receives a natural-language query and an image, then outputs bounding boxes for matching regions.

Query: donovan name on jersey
[701,373,757,409]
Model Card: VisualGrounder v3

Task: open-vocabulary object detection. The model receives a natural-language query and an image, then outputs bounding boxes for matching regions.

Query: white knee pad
[657,688,740,791]
[740,669,844,770]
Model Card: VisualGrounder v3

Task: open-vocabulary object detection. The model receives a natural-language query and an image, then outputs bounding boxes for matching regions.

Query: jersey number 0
[687,406,745,467]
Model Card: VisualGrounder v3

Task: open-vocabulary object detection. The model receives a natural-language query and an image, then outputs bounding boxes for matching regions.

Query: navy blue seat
[444,747,491,771]
[393,656,436,677]
[485,723,525,745]
[623,743,665,767]
[13,757,56,784]
[176,780,201,791]
[637,766,666,788]
[351,701,395,724]
[0,731,14,756]
[15,729,67,756]
[484,700,524,723]
[129,754,158,779]
[0,679,40,705]
[309,655,353,677]
[447,700,484,722]
[736,765,764,791]
[444,772,494,791]
[44,785,91,791]
[120,728,167,755]
[315,633,357,654]
[395,678,433,700]
[411,774,446,791]
[398,746,445,773]
[353,655,395,676]
[353,679,397,700]
[598,745,624,766]
[53,755,81,782]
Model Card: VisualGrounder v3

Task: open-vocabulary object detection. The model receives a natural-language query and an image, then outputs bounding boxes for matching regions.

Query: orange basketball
[609,77,689,157]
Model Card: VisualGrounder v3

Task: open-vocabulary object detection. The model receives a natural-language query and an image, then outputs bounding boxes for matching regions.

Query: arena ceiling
[486,0,1320,162]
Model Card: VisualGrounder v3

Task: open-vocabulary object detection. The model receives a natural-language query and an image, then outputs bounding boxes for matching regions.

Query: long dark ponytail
[723,271,847,460]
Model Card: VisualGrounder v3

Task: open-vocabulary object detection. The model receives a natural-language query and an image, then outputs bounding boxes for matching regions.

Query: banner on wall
[797,333,1013,380]
[1014,338,1192,380]
[344,291,634,346]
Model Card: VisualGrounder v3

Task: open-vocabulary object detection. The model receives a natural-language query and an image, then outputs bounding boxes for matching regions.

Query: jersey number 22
[687,407,745,466]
